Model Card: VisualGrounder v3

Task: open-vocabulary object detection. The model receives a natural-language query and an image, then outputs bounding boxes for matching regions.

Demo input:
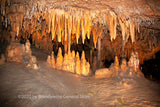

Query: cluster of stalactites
[47,48,90,76]
[119,18,135,44]
[47,9,136,48]
[48,9,93,45]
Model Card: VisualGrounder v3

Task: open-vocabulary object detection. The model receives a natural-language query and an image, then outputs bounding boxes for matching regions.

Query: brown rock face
[1,0,160,75]
[0,54,5,65]
[6,42,24,63]
[5,40,39,70]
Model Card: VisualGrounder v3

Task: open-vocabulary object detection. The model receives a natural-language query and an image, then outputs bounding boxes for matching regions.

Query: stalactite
[86,17,92,39]
[58,15,62,42]
[92,26,98,48]
[67,16,72,53]
[65,17,68,41]
[51,12,55,40]
[130,20,135,43]
[106,12,117,41]
[119,19,126,41]
[48,13,51,33]
[72,16,76,34]
[81,17,86,44]
[76,17,81,44]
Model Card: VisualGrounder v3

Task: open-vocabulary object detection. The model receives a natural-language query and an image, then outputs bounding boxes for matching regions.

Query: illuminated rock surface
[0,0,160,106]
[0,47,160,106]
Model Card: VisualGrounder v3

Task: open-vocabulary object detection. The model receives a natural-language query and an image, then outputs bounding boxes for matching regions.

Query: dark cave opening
[141,51,160,82]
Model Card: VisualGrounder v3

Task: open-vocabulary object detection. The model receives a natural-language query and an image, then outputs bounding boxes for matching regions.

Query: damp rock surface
[0,46,160,107]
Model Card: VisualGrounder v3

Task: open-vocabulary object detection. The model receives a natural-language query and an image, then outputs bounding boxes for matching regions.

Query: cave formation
[0,0,160,106]
[1,0,159,77]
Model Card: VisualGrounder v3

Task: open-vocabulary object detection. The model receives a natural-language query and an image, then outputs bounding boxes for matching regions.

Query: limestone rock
[114,56,119,71]
[75,52,81,75]
[62,53,69,71]
[6,42,23,63]
[95,68,112,78]
[27,56,39,70]
[70,51,76,73]
[128,52,139,72]
[25,40,32,55]
[81,51,90,76]
[56,48,63,70]
[0,54,5,65]
[120,59,128,72]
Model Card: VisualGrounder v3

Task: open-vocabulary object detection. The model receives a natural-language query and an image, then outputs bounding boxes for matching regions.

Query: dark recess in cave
[141,51,160,82]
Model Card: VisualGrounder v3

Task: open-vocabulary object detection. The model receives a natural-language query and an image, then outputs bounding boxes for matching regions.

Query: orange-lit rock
[81,51,90,76]
[121,59,128,72]
[130,20,135,43]
[47,51,56,68]
[6,42,24,63]
[62,53,69,71]
[114,56,119,71]
[47,55,51,65]
[51,52,56,68]
[56,48,63,70]
[27,56,39,70]
[0,54,5,65]
[75,52,81,75]
[95,68,112,78]
[128,52,139,72]
[70,51,76,73]
[25,40,32,55]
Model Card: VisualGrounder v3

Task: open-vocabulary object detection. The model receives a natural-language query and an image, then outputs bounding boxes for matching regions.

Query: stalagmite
[56,48,63,70]
[25,40,32,55]
[85,62,90,76]
[130,20,135,43]
[81,51,86,76]
[114,56,119,71]
[128,52,139,72]
[47,55,51,65]
[51,52,55,68]
[62,53,69,71]
[47,51,56,68]
[70,51,75,73]
[75,52,81,75]
[121,59,128,72]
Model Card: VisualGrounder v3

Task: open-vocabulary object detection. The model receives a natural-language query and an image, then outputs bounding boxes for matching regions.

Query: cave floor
[0,47,160,107]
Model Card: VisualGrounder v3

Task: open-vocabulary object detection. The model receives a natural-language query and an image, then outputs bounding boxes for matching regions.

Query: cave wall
[0,0,160,67]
